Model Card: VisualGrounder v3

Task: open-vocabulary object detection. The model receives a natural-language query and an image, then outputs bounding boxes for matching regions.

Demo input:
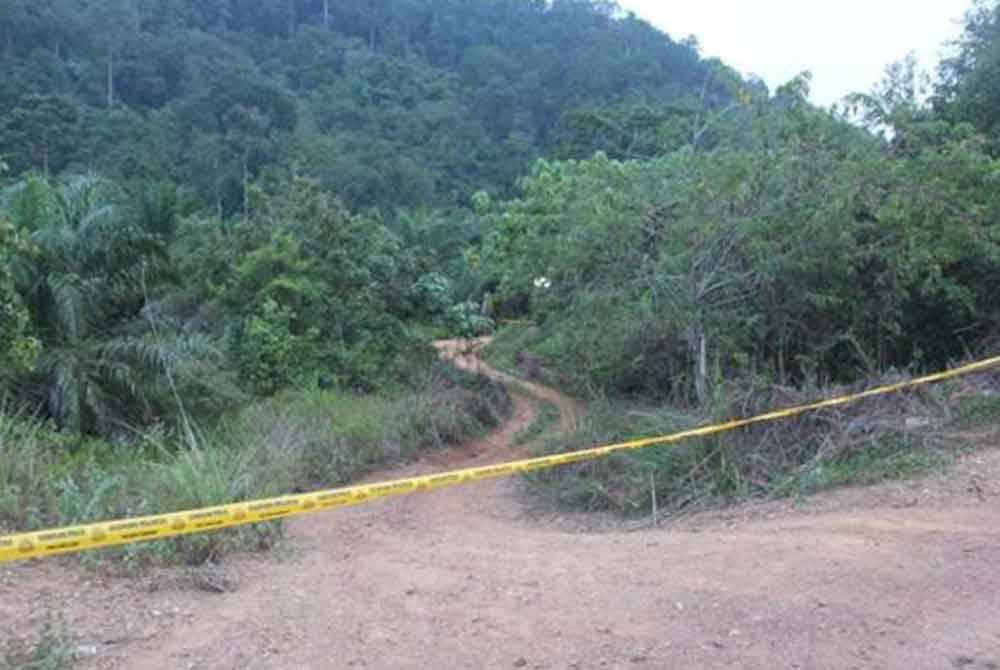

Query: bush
[392,362,511,451]
[230,298,313,396]
[409,272,453,317]
[447,301,495,338]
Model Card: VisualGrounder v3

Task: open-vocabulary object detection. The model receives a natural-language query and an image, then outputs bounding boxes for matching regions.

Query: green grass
[772,433,953,497]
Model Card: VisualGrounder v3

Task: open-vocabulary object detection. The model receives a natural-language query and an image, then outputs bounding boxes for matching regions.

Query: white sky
[618,0,974,106]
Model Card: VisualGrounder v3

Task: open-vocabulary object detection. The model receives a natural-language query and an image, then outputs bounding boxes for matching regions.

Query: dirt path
[3,340,999,669]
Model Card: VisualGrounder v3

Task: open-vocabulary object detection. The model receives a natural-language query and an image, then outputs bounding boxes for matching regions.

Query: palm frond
[46,273,88,342]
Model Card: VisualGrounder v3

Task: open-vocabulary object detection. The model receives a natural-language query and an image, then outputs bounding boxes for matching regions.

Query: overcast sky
[618,0,974,106]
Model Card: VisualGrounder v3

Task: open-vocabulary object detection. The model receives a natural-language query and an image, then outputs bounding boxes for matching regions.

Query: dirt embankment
[2,339,998,670]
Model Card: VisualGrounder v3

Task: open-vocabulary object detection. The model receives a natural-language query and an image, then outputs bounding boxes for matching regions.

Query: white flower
[533,277,552,290]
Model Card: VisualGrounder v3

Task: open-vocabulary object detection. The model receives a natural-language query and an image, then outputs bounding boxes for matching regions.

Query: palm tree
[2,174,197,435]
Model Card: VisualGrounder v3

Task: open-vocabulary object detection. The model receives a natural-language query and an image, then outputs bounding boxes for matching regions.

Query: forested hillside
[0,0,744,436]
[1,0,735,213]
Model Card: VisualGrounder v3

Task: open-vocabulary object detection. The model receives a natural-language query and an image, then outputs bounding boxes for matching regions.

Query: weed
[1,615,73,670]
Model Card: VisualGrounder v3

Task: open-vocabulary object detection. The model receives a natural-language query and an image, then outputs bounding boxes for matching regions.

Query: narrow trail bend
[4,339,1000,669]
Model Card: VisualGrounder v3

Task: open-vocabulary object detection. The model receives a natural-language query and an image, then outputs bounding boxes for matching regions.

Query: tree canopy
[0,0,736,214]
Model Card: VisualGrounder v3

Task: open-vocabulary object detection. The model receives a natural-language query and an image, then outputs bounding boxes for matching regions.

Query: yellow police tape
[3,354,999,564]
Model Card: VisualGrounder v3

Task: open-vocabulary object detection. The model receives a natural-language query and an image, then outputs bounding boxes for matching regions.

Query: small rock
[513,657,528,667]
[75,644,100,658]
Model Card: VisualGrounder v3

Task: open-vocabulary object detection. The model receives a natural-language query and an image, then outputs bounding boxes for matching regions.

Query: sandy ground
[2,339,998,670]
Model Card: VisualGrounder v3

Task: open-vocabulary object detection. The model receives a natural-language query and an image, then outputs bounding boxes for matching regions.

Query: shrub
[231,298,311,396]
[410,272,453,317]
[392,362,511,451]
[447,301,495,338]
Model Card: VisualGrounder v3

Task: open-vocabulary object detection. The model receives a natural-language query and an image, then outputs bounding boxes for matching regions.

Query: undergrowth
[527,369,1000,516]
[0,361,510,567]
[483,325,546,379]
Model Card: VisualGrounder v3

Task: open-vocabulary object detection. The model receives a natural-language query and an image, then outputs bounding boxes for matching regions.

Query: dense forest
[3,0,1000,547]
[0,0,735,213]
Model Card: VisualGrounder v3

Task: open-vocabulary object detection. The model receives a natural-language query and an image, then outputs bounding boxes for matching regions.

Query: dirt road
[3,340,999,669]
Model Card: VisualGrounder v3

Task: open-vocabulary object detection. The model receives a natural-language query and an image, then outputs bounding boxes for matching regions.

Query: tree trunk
[693,326,709,405]
[212,152,223,222]
[242,152,250,220]
[697,330,708,405]
[106,45,114,108]
[777,337,787,386]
